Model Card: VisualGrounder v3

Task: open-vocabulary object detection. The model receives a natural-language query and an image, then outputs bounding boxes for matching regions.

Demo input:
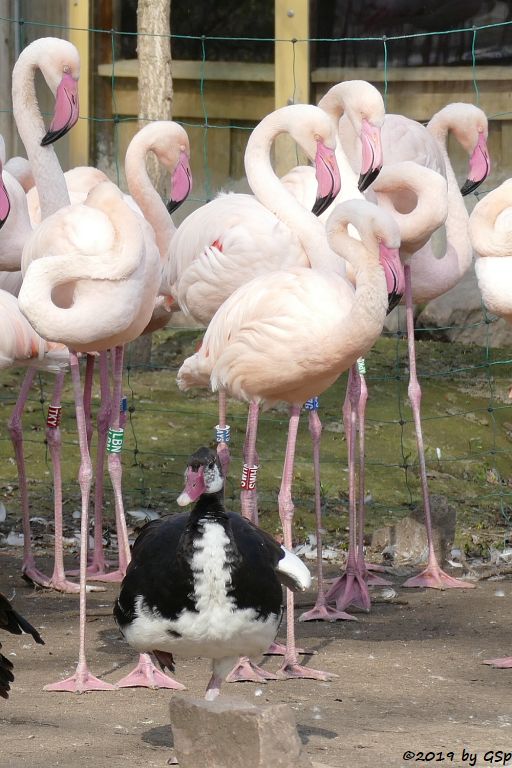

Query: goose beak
[460,133,490,196]
[0,164,10,229]
[358,119,383,192]
[379,244,405,313]
[167,150,192,214]
[176,465,206,506]
[41,72,79,146]
[312,141,341,217]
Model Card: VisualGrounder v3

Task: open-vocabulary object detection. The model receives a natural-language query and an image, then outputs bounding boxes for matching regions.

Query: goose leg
[401,266,473,590]
[45,351,114,692]
[300,400,356,622]
[277,405,335,680]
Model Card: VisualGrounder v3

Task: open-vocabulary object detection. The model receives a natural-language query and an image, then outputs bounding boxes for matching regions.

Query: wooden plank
[312,65,512,83]
[98,59,275,83]
[274,0,309,175]
[112,80,273,122]
[68,0,90,167]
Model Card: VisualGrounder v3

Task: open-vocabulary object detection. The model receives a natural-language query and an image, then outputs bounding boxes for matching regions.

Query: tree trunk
[128,0,173,365]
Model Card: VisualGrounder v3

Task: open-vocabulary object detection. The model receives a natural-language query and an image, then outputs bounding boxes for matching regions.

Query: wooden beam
[274,0,310,174]
[68,0,90,167]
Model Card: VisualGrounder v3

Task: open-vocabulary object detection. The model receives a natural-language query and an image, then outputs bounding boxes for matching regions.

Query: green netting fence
[0,12,511,547]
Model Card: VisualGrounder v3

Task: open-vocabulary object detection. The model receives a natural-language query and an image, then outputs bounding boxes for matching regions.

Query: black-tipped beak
[460,177,484,197]
[167,198,183,215]
[387,290,403,314]
[41,127,68,147]
[311,192,335,217]
[358,166,382,192]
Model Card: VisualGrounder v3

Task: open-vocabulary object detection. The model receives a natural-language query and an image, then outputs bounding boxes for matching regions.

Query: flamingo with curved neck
[178,198,404,678]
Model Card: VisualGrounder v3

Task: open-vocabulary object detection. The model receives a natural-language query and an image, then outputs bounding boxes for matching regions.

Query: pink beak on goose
[41,72,79,146]
[176,465,206,507]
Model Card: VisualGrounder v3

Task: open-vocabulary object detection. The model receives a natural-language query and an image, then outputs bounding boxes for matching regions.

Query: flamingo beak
[167,150,193,214]
[41,72,79,146]
[379,244,405,313]
[176,465,206,506]
[358,119,383,192]
[0,163,10,229]
[312,141,341,217]
[460,133,490,196]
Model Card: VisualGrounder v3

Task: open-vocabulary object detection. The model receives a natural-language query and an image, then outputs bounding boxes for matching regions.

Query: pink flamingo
[178,198,405,681]
[468,180,512,667]
[338,103,490,591]
[162,104,342,484]
[17,179,164,693]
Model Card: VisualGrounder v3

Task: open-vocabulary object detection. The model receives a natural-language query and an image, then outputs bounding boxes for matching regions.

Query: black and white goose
[113,446,311,699]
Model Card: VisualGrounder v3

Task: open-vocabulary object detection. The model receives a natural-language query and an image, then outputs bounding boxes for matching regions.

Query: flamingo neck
[245,123,344,275]
[12,48,70,219]
[124,141,175,262]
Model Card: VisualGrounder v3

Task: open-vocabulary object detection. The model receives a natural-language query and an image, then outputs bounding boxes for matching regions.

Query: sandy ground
[1,549,512,768]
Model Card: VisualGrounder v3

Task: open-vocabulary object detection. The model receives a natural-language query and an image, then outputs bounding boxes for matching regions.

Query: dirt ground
[1,549,512,768]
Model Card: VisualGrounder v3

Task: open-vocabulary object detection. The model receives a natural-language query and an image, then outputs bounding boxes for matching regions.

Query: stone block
[170,694,313,768]
[372,494,456,563]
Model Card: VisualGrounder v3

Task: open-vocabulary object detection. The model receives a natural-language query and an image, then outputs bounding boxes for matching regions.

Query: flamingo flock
[2,34,510,701]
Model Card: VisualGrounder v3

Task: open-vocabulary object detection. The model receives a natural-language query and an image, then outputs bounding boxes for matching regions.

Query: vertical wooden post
[274,0,310,174]
[68,0,90,167]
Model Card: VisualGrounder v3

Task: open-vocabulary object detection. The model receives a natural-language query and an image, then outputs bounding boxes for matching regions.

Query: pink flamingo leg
[83,353,95,452]
[82,351,114,578]
[240,401,260,524]
[325,368,371,612]
[90,347,129,583]
[355,370,393,587]
[46,372,103,594]
[482,657,512,669]
[216,390,231,481]
[277,405,335,681]
[401,265,473,590]
[45,351,114,692]
[8,368,53,587]
[229,401,278,683]
[300,402,356,623]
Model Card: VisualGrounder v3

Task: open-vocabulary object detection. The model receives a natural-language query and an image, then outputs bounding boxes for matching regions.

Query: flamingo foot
[44,663,115,693]
[225,657,278,683]
[482,657,512,669]
[23,568,104,594]
[299,600,357,622]
[263,641,313,656]
[22,565,53,589]
[365,571,394,587]
[116,655,186,690]
[67,559,116,578]
[402,563,474,590]
[276,659,337,681]
[325,571,371,612]
[87,569,125,583]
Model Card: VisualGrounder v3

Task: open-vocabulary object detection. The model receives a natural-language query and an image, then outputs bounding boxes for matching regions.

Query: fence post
[274,0,310,175]
[68,0,90,167]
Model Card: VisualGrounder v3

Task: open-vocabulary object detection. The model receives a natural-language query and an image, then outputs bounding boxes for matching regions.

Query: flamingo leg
[355,370,392,587]
[8,368,53,587]
[45,351,114,692]
[46,372,103,594]
[325,367,370,612]
[83,354,95,452]
[300,400,356,622]
[81,351,114,579]
[277,405,335,681]
[216,390,231,482]
[401,265,473,590]
[229,401,278,683]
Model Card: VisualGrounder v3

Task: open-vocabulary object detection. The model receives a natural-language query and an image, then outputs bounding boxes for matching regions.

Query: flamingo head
[358,119,383,192]
[460,131,491,196]
[167,149,193,214]
[379,243,405,313]
[176,447,224,506]
[0,161,11,229]
[312,140,341,216]
[41,70,79,146]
